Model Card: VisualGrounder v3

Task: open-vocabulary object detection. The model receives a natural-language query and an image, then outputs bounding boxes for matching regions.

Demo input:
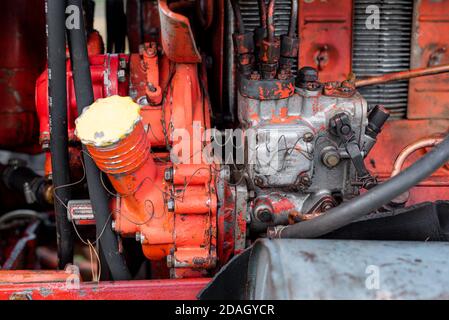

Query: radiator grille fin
[352,0,414,119]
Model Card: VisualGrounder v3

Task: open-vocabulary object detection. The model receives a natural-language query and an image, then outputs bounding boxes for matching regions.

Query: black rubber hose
[67,0,131,280]
[46,0,74,269]
[269,134,449,239]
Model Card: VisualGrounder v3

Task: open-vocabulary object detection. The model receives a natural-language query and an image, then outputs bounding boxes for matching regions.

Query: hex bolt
[303,132,314,143]
[322,148,341,168]
[167,198,175,212]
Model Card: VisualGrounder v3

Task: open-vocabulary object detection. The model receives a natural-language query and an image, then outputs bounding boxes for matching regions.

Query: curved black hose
[230,0,245,34]
[67,0,131,280]
[288,0,298,38]
[46,0,74,269]
[269,134,449,239]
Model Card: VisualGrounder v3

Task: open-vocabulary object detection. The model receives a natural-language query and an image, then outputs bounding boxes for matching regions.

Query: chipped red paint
[366,119,449,205]
[0,273,209,300]
[158,0,202,63]
[298,0,353,82]
[408,0,449,119]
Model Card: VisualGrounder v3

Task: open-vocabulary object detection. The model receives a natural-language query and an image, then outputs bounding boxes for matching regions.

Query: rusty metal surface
[248,239,449,299]
[299,0,353,82]
[158,0,202,63]
[408,0,449,119]
[0,276,210,300]
[365,119,449,206]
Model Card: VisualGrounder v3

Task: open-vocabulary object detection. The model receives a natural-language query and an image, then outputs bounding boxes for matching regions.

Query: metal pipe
[288,0,298,38]
[355,64,449,88]
[258,0,267,28]
[267,0,276,42]
[67,0,131,280]
[392,138,443,177]
[46,0,74,269]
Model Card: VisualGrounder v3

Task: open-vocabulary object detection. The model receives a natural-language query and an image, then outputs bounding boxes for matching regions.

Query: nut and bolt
[322,148,341,168]
[303,132,315,143]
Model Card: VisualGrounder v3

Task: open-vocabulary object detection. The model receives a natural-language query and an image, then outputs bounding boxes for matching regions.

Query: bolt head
[303,132,314,143]
[322,149,341,168]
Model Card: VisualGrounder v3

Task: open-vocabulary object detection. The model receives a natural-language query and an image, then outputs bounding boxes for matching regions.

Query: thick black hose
[67,0,131,280]
[270,134,449,239]
[46,0,74,269]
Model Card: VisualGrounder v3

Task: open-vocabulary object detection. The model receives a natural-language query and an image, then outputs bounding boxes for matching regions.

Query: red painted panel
[0,272,209,300]
[408,0,449,119]
[298,0,353,82]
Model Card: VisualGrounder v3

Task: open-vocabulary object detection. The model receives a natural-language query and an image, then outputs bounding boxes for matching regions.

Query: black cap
[296,66,319,88]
